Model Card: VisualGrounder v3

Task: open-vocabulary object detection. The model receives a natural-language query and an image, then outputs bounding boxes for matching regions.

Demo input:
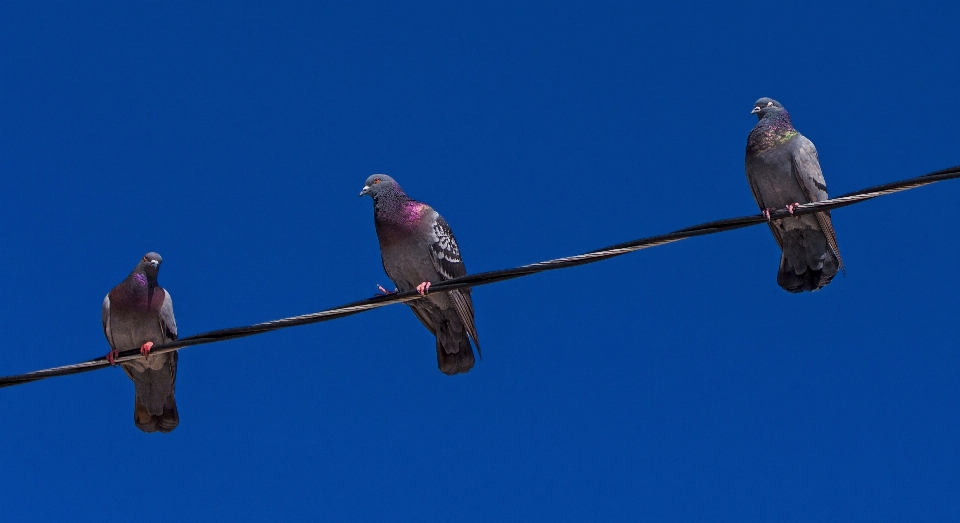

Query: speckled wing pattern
[429,213,481,352]
[430,214,465,280]
[790,136,844,270]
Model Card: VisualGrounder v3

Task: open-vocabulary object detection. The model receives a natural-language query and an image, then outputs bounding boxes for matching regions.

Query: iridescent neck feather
[748,110,798,154]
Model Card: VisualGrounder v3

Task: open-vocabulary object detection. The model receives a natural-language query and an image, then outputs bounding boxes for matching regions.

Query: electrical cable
[2,164,958,388]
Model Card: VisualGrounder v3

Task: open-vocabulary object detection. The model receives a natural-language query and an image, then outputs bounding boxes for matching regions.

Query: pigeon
[102,252,179,432]
[360,174,480,375]
[745,97,844,293]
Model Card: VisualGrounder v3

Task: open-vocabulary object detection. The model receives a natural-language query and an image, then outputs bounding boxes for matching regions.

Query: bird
[102,252,179,432]
[360,174,480,375]
[745,97,843,293]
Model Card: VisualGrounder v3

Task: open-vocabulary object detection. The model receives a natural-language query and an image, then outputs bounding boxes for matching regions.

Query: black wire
[2,164,959,389]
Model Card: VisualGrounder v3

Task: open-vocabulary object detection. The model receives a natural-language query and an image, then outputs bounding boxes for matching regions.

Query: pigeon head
[751,97,786,119]
[138,252,163,277]
[359,174,406,200]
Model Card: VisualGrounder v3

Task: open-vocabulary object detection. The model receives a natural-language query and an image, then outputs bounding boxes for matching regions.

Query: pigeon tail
[435,335,475,375]
[122,352,178,431]
[435,311,475,375]
[776,228,840,293]
[134,394,178,433]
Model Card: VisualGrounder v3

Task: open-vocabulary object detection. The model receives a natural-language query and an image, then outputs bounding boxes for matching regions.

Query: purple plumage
[102,252,179,432]
[745,98,844,293]
[360,174,480,375]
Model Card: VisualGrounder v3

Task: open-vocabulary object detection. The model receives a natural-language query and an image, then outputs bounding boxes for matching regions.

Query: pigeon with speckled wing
[745,98,844,292]
[102,252,179,432]
[360,174,480,374]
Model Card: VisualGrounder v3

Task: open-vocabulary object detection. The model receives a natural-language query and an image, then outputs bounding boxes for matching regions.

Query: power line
[2,164,959,388]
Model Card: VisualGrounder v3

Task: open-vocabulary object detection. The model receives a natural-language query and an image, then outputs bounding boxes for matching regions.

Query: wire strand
[2,164,959,388]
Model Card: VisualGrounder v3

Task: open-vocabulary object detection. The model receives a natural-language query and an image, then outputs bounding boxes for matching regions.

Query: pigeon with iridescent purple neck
[360,174,480,375]
[745,97,844,293]
[102,252,179,433]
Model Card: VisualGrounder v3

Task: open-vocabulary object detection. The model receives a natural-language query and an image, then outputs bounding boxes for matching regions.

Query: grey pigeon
[360,174,480,375]
[745,98,844,293]
[102,252,179,432]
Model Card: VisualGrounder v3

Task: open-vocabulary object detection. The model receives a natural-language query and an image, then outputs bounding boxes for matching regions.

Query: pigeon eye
[373,178,380,184]
[767,101,774,107]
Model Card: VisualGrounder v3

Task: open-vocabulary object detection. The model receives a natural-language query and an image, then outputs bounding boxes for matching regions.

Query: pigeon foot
[786,203,800,216]
[762,208,776,221]
[140,341,154,359]
[416,282,431,295]
[106,349,119,366]
[376,284,398,295]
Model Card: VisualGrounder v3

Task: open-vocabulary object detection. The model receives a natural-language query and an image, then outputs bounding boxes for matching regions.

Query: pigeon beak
[750,106,761,114]
[359,185,371,197]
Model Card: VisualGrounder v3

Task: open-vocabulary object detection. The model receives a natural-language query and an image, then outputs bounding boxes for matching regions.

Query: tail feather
[134,394,179,433]
[777,258,836,293]
[436,336,475,375]
[408,299,476,375]
[123,352,178,433]
[777,227,840,293]
[435,310,475,375]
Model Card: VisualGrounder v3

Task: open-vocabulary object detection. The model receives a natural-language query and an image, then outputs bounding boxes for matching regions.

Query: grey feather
[745,98,843,293]
[102,252,179,432]
[429,215,481,353]
[361,174,480,374]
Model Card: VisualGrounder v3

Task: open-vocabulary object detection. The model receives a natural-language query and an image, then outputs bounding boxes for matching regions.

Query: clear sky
[1,2,959,521]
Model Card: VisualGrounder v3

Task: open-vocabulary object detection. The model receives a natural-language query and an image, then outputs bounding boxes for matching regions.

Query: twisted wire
[2,164,958,388]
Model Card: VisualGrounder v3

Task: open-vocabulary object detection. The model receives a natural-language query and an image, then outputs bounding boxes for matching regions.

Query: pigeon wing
[102,294,115,350]
[745,160,785,249]
[790,136,843,268]
[158,289,178,342]
[428,214,481,351]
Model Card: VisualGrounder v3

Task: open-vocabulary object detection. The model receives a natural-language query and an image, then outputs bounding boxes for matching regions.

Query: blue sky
[1,2,959,521]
